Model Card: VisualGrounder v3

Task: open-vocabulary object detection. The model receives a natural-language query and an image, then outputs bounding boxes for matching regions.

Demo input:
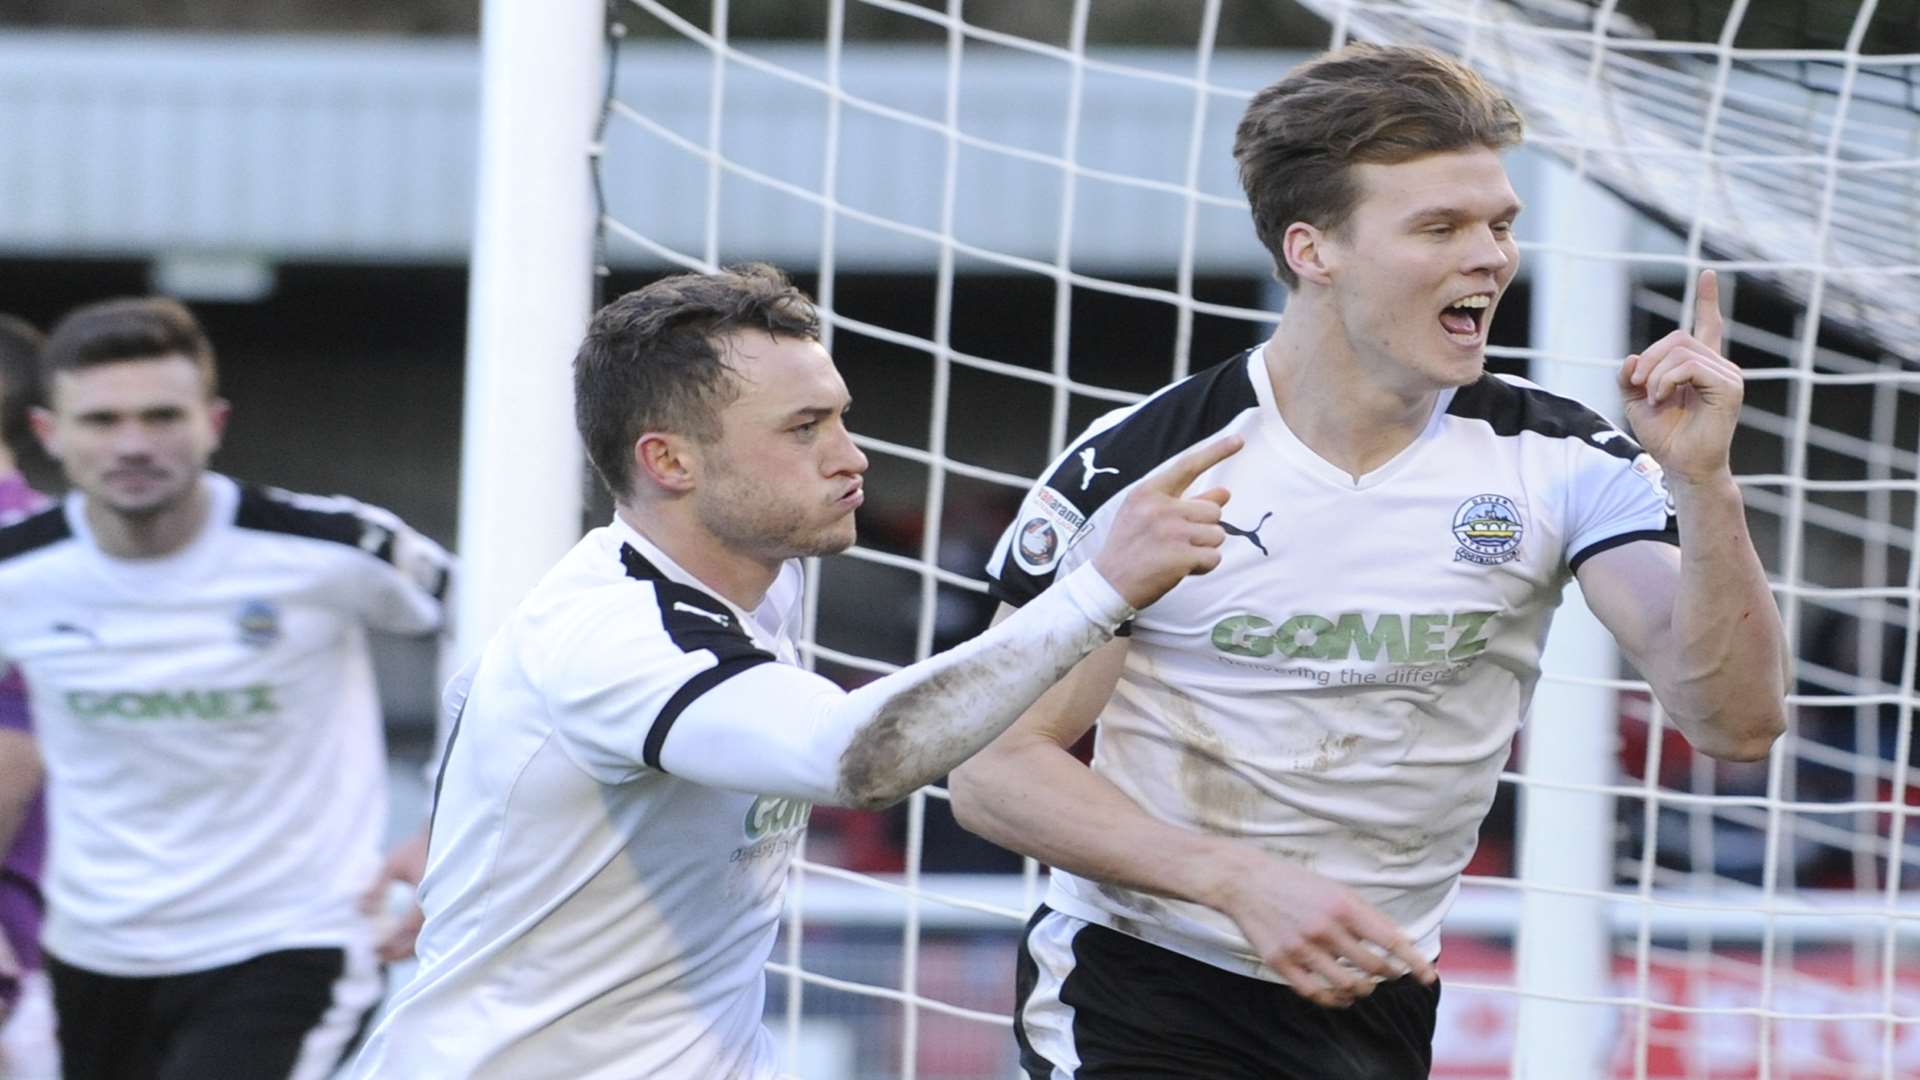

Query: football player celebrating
[952,44,1786,1080]
[350,264,1243,1079]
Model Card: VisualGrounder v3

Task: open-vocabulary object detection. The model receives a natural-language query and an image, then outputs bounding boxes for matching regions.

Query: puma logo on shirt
[672,601,731,627]
[1078,448,1121,491]
[1221,511,1273,557]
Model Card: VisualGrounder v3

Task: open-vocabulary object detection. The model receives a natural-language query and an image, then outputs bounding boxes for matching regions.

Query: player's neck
[0,445,15,479]
[84,480,213,559]
[1265,304,1444,480]
[616,504,777,612]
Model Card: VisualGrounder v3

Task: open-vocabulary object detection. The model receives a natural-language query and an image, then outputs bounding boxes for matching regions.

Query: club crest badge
[1452,494,1524,566]
[236,599,283,648]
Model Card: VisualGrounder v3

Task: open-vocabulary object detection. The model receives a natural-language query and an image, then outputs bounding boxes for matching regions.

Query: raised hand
[1217,855,1435,1008]
[1619,269,1745,483]
[1091,435,1243,609]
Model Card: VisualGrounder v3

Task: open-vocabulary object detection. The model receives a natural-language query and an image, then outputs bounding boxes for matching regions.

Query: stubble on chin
[785,515,858,560]
[813,521,859,558]
[701,495,854,564]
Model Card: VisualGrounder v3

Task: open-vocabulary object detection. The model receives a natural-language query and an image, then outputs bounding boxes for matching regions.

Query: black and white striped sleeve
[534,544,786,784]
[236,485,453,635]
[545,543,1133,803]
[1561,423,1680,574]
[655,561,1134,806]
[1446,375,1679,575]
[630,583,779,772]
[986,351,1261,609]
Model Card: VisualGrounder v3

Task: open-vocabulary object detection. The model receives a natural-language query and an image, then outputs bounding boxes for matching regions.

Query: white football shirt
[351,521,817,1080]
[987,347,1676,979]
[0,473,450,976]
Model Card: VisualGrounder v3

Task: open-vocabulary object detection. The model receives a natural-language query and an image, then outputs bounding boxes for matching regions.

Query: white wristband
[1057,563,1137,633]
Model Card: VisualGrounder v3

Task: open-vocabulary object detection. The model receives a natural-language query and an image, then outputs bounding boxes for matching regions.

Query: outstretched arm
[658,436,1242,810]
[1580,270,1787,762]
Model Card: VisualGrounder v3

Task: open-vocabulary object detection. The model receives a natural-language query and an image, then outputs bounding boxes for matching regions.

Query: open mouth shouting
[1439,292,1495,347]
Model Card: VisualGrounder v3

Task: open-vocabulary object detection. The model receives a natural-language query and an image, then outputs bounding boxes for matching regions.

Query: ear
[207,397,232,449]
[27,406,58,461]
[1282,221,1335,288]
[633,431,697,495]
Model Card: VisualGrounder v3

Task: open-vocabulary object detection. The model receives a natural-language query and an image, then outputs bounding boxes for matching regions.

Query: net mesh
[596,1,1920,1075]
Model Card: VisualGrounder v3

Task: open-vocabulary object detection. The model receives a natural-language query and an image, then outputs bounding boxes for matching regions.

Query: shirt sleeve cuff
[1058,563,1136,633]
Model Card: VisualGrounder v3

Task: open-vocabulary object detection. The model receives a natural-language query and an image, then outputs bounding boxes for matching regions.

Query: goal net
[592,1,1920,1076]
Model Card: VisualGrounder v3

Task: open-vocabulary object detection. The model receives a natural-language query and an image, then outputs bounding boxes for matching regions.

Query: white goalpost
[456,0,599,664]
[468,0,1920,1076]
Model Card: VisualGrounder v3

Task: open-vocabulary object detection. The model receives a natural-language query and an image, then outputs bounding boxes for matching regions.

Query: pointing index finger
[1146,434,1245,496]
[1693,269,1725,356]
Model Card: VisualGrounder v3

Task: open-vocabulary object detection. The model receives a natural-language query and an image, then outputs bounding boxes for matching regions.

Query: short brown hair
[42,297,219,394]
[0,315,44,460]
[1233,44,1524,288]
[574,263,821,501]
